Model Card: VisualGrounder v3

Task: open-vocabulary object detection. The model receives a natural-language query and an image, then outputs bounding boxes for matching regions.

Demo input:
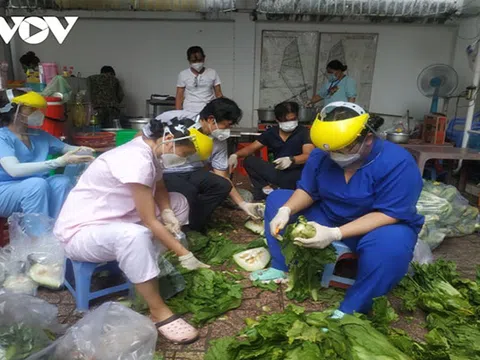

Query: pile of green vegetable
[0,323,54,360]
[166,268,243,326]
[280,216,337,302]
[205,303,413,359]
[188,230,266,266]
[417,180,479,249]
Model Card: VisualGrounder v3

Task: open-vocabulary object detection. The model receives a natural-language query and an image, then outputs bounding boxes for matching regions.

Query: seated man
[228,102,314,200]
[88,65,124,128]
[156,98,264,232]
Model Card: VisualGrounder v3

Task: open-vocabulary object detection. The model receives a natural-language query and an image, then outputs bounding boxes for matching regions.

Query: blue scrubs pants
[265,190,417,314]
[0,175,73,219]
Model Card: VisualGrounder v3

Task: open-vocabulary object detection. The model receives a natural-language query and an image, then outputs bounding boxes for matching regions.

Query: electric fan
[417,64,458,113]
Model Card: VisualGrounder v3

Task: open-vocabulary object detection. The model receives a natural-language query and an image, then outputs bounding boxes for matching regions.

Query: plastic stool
[64,259,133,311]
[321,242,357,289]
[236,143,269,176]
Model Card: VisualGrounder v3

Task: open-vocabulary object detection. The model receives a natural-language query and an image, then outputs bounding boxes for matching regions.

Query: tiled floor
[36,205,480,359]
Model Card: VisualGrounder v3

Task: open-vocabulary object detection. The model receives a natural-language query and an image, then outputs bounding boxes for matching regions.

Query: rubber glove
[55,149,95,166]
[239,202,264,220]
[305,100,313,108]
[161,209,181,234]
[179,252,211,270]
[293,222,342,249]
[228,154,238,173]
[77,146,96,155]
[273,157,293,170]
[269,206,291,238]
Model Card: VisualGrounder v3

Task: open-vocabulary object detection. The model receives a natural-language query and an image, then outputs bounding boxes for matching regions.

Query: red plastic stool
[0,217,9,247]
[236,143,268,176]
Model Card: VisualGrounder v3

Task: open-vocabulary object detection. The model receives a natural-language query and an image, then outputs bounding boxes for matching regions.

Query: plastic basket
[446,112,480,147]
[72,132,116,148]
[116,129,138,146]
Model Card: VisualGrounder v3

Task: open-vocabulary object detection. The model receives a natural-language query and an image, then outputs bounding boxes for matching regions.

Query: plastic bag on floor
[0,293,64,359]
[0,245,38,296]
[7,213,65,290]
[412,239,433,265]
[28,302,157,360]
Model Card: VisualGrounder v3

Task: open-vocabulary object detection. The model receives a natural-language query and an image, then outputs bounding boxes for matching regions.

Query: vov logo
[0,16,78,45]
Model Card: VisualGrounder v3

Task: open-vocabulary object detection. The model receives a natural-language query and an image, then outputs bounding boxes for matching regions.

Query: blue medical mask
[328,74,337,82]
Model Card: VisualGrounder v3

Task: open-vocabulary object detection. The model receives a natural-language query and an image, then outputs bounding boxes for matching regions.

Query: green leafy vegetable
[0,323,53,360]
[205,304,412,360]
[252,280,278,292]
[281,216,337,302]
[167,268,242,326]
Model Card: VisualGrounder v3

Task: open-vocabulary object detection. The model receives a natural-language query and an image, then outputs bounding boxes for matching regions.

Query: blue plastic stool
[64,259,133,312]
[321,242,357,289]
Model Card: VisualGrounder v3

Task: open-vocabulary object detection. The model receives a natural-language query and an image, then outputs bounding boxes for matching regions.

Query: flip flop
[154,314,199,345]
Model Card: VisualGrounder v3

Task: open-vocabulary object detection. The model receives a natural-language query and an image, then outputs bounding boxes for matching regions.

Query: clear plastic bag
[28,302,157,360]
[41,75,72,103]
[0,245,38,296]
[417,181,479,249]
[0,293,64,359]
[412,239,433,265]
[7,213,65,290]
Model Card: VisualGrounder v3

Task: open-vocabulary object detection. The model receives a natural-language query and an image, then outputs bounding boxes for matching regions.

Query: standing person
[251,102,424,316]
[0,90,94,219]
[54,118,214,344]
[307,60,357,107]
[175,46,223,113]
[228,102,314,200]
[88,65,125,128]
[157,98,264,232]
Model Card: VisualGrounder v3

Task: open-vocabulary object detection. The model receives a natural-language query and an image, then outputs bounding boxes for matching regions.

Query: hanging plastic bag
[28,302,157,360]
[7,213,65,290]
[41,75,72,103]
[0,293,64,359]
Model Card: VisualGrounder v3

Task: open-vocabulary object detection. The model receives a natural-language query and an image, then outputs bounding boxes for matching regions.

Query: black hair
[199,97,242,125]
[187,46,205,61]
[19,51,40,69]
[324,106,384,137]
[101,66,115,76]
[0,89,27,127]
[327,60,347,72]
[274,101,299,121]
[147,117,195,147]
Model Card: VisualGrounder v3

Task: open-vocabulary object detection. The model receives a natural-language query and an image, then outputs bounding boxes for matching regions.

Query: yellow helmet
[11,92,47,109]
[310,101,370,151]
[188,128,214,160]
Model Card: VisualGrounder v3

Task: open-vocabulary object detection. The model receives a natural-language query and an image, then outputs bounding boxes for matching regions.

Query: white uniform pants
[64,192,189,284]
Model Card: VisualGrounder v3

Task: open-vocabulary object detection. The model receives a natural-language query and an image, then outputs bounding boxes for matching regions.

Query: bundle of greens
[392,260,480,359]
[280,216,337,302]
[0,323,53,360]
[188,231,266,266]
[205,304,412,360]
[166,268,243,326]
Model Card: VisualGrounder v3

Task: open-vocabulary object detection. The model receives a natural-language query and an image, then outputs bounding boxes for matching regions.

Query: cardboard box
[423,114,447,144]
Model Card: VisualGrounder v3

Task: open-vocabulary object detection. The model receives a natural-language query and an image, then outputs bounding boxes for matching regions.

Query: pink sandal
[155,314,199,344]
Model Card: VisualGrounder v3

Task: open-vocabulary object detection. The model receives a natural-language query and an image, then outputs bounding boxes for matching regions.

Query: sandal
[154,314,199,344]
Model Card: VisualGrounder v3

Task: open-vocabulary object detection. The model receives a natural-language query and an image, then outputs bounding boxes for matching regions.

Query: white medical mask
[211,128,231,141]
[161,153,187,168]
[279,120,298,133]
[330,152,361,168]
[26,110,45,127]
[191,62,204,72]
[328,74,337,82]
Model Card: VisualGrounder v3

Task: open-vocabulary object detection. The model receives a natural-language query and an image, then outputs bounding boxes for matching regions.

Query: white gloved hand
[161,209,181,234]
[77,146,96,155]
[293,222,342,249]
[269,206,291,238]
[55,149,95,166]
[305,100,313,108]
[239,201,264,220]
[178,252,211,270]
[273,157,293,170]
[228,154,238,173]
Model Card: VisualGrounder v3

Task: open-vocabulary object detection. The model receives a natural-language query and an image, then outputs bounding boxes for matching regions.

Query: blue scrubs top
[297,139,424,233]
[318,75,357,106]
[0,127,67,182]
